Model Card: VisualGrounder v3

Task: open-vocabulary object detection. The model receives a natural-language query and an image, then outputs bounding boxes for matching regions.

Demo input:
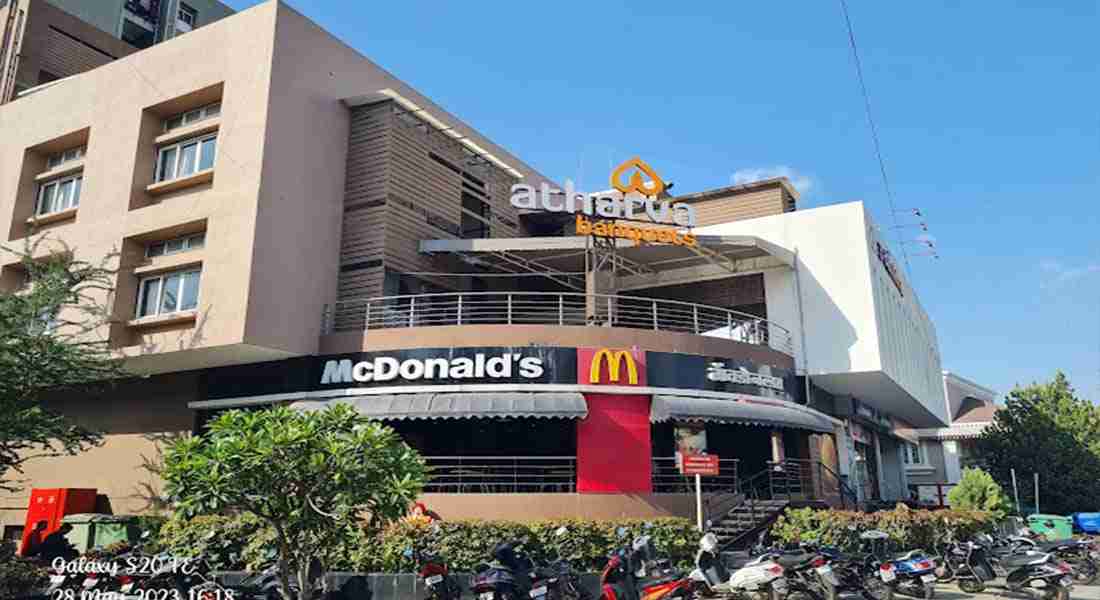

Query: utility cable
[838,0,914,278]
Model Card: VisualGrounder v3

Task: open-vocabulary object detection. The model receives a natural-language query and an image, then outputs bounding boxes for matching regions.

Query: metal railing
[323,292,793,354]
[652,457,739,493]
[423,456,576,493]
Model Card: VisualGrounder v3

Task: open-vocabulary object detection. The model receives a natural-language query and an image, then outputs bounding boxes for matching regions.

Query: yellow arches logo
[610,157,666,197]
[589,348,639,385]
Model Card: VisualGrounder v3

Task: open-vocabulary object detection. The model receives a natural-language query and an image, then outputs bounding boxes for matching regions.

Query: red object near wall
[577,393,652,493]
[19,488,97,556]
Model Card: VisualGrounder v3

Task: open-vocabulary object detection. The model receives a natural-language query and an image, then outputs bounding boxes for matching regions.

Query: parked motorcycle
[688,532,789,600]
[529,526,592,600]
[1002,530,1099,585]
[816,545,894,600]
[404,545,461,600]
[599,531,692,600]
[471,540,537,600]
[884,549,937,599]
[947,536,1074,600]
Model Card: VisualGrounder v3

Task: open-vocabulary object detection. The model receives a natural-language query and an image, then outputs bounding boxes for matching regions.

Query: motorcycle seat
[1036,541,1075,552]
[775,553,816,568]
[998,554,1047,569]
[639,574,683,588]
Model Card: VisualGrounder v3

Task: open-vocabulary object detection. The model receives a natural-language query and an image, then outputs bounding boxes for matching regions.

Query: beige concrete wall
[0,1,279,374]
[0,372,198,526]
[419,493,696,521]
[322,324,797,370]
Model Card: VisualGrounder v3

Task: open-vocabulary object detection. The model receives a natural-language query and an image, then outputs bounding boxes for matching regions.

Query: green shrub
[153,513,698,573]
[948,468,1011,515]
[771,505,995,552]
[0,541,47,598]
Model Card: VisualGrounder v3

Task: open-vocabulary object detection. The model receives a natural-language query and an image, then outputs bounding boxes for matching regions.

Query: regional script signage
[646,352,798,403]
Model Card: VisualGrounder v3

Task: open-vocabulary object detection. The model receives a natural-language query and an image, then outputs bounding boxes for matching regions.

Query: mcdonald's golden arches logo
[610,157,666,197]
[579,347,646,386]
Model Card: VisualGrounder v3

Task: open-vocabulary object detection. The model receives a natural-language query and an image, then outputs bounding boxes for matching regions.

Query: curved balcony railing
[322,292,793,355]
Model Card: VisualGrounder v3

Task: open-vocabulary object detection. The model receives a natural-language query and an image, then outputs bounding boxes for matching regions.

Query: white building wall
[699,201,948,426]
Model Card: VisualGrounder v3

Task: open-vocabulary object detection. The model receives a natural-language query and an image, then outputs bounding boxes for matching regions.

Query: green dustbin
[1028,514,1074,541]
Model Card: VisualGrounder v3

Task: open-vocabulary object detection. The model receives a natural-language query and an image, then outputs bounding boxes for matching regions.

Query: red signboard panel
[576,393,652,493]
[680,453,720,476]
[577,347,646,386]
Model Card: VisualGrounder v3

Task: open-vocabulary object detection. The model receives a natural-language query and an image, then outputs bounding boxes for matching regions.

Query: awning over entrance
[650,395,834,433]
[290,392,588,420]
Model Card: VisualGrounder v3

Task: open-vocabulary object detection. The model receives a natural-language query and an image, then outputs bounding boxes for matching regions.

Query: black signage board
[645,352,801,404]
[203,347,577,400]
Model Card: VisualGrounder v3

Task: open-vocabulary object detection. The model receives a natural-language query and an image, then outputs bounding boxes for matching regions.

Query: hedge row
[770,505,996,551]
[150,514,701,572]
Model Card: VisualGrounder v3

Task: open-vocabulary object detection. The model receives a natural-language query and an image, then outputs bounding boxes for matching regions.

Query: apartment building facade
[0,0,951,533]
[0,0,232,103]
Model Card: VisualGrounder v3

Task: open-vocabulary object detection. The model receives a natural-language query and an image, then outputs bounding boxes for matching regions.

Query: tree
[162,404,427,600]
[0,239,122,492]
[976,372,1100,514]
[947,468,1009,515]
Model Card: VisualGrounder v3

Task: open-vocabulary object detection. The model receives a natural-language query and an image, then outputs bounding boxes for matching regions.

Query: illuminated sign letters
[320,353,545,385]
[509,158,697,228]
[705,362,785,391]
[588,348,640,385]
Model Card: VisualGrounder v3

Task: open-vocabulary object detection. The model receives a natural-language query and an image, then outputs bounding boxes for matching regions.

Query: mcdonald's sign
[577,347,646,386]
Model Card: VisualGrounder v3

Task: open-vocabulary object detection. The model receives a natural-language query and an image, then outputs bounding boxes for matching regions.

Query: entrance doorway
[855,441,880,502]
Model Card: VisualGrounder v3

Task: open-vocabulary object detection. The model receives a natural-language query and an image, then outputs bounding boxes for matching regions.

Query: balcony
[322,292,793,355]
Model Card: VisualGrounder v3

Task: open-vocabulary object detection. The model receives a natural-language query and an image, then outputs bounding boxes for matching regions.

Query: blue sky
[228,1,1099,402]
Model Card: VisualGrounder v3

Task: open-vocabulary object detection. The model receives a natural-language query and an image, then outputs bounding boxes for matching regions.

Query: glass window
[178,142,198,177]
[138,278,161,317]
[136,269,201,318]
[180,271,200,310]
[147,242,166,257]
[178,3,197,26]
[55,179,73,210]
[205,103,220,118]
[198,138,216,171]
[47,155,62,169]
[72,178,82,207]
[121,19,155,49]
[160,272,181,313]
[188,233,205,249]
[165,238,185,253]
[157,146,178,181]
[37,182,56,215]
[166,115,184,131]
[183,109,201,125]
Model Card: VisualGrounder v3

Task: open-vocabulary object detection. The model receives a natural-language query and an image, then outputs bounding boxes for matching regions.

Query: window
[46,146,85,169]
[156,134,217,182]
[121,18,155,49]
[176,3,197,31]
[146,233,205,258]
[903,442,924,465]
[35,175,82,216]
[163,102,220,132]
[136,269,201,318]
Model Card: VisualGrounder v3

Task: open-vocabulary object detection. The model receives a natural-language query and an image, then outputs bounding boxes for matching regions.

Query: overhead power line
[837,0,913,278]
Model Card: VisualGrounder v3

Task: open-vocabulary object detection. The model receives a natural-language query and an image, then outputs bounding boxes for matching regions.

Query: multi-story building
[0,0,951,543]
[904,372,999,505]
[0,0,233,103]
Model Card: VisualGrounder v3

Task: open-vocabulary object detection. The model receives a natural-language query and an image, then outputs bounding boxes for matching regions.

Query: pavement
[876,583,1100,599]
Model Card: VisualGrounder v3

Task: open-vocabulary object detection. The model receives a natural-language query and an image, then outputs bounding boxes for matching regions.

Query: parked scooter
[947,536,1074,600]
[688,532,789,600]
[599,530,692,600]
[816,545,895,600]
[884,550,937,599]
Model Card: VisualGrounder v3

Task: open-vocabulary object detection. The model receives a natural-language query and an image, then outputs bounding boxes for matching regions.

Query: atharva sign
[509,180,696,227]
[321,352,545,384]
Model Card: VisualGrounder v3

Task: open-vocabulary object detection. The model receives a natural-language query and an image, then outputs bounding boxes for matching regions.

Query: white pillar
[943,440,962,484]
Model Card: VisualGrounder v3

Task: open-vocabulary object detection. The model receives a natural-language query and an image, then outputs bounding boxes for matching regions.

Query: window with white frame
[177,3,197,31]
[903,441,924,465]
[146,233,205,258]
[46,146,85,169]
[136,268,201,318]
[155,134,217,183]
[164,102,220,132]
[36,174,82,216]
